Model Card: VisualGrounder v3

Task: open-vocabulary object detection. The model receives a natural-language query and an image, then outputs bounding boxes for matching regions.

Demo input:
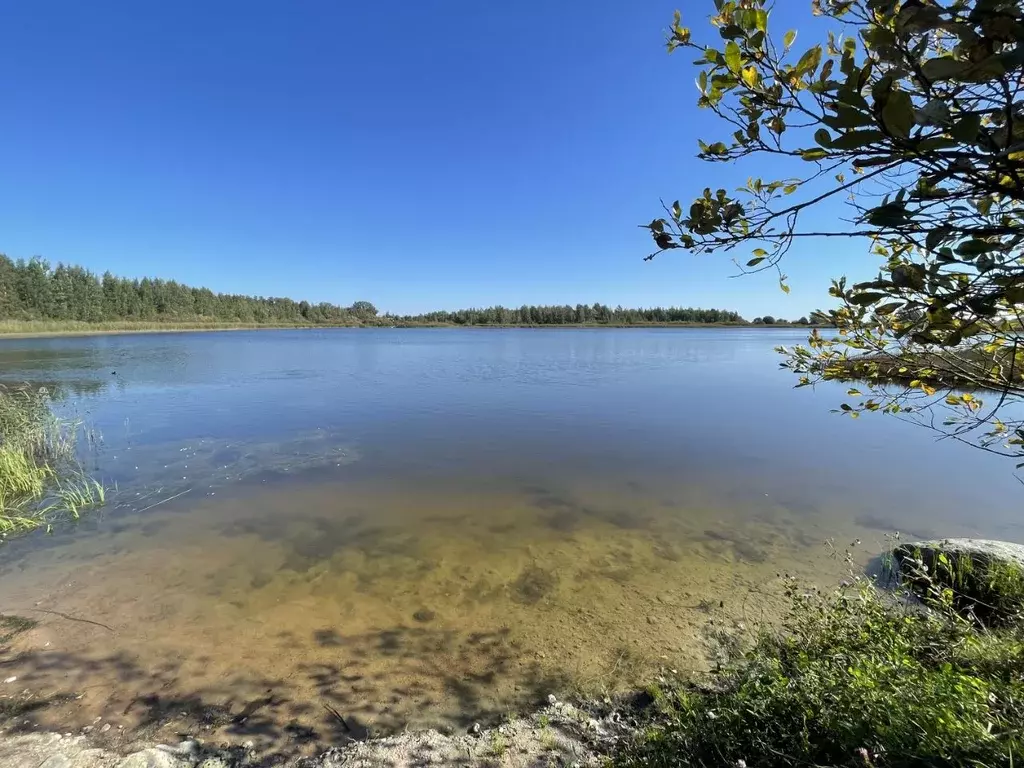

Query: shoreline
[0,322,823,340]
[0,694,631,767]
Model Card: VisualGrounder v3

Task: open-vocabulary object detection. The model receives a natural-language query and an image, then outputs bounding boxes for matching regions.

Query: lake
[0,327,1020,752]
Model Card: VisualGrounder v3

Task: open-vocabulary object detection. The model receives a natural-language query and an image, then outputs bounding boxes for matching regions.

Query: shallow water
[0,328,1020,752]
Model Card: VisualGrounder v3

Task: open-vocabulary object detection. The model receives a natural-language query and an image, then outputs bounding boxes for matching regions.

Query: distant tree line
[0,256,375,325]
[0,255,756,327]
[389,304,745,325]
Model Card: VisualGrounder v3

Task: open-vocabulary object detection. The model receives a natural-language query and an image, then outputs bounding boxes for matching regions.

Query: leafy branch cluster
[647,0,1024,461]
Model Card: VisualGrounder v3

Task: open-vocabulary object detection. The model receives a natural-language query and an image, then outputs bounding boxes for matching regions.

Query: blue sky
[0,1,865,318]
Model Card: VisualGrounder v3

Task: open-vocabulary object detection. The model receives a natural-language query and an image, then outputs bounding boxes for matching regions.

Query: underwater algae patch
[0,614,37,645]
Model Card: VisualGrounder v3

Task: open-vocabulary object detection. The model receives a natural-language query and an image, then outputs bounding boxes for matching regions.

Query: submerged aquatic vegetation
[0,385,104,537]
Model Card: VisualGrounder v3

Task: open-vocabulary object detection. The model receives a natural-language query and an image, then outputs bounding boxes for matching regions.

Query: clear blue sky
[0,1,866,318]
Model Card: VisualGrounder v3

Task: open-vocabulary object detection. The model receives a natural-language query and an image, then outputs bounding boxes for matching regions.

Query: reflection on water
[0,328,1020,756]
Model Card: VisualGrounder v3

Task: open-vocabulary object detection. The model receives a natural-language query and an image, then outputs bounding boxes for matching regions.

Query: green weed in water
[0,385,104,536]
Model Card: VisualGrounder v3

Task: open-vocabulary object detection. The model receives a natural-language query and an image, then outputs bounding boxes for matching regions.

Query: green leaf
[925,228,949,251]
[915,98,950,126]
[747,256,766,267]
[915,136,958,152]
[783,30,797,51]
[881,90,914,139]
[950,113,981,142]
[849,292,886,305]
[814,128,832,147]
[921,57,967,81]
[852,156,894,168]
[780,280,791,294]
[828,130,885,150]
[795,45,822,77]
[956,239,1001,256]
[875,302,902,315]
[754,10,768,32]
[801,148,829,161]
[725,41,742,73]
[822,106,874,130]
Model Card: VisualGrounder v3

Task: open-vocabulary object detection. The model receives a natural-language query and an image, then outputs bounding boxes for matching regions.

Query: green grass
[0,385,105,536]
[615,574,1024,768]
[487,732,509,758]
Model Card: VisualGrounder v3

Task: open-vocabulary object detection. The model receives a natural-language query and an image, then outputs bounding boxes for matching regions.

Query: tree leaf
[783,30,797,51]
[950,113,981,142]
[852,156,894,168]
[915,98,950,126]
[725,41,742,73]
[828,130,885,150]
[881,90,914,139]
[925,228,949,251]
[921,57,967,81]
[795,45,822,77]
[849,292,886,305]
[814,128,833,147]
[801,148,829,161]
[956,239,1000,256]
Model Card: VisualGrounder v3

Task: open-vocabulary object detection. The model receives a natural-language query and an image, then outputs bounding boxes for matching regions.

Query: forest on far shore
[0,255,814,327]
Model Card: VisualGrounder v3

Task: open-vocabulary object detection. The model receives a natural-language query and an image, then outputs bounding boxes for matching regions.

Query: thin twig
[30,608,113,632]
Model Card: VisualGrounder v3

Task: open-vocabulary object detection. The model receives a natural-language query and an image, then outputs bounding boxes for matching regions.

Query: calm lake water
[0,328,1020,751]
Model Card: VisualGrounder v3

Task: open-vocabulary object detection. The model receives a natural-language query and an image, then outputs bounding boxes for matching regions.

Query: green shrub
[616,578,1024,768]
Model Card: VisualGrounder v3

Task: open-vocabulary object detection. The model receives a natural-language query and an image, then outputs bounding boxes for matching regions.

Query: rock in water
[894,538,1024,573]
[893,538,1024,620]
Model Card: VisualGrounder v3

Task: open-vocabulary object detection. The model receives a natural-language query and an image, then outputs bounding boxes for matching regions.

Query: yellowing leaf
[725,41,742,73]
